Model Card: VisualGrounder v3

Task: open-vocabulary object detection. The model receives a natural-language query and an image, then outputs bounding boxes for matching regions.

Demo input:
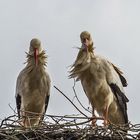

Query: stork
[15,38,51,127]
[69,31,129,126]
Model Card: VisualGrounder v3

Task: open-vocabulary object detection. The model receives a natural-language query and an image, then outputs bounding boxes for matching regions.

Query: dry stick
[44,119,91,127]
[8,104,17,115]
[54,85,88,118]
[0,115,139,140]
[47,114,91,119]
[0,115,16,128]
[51,117,60,125]
[0,132,18,140]
[72,79,92,114]
[46,115,103,122]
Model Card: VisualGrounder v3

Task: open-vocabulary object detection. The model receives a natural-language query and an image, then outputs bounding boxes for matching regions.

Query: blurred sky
[0,0,140,124]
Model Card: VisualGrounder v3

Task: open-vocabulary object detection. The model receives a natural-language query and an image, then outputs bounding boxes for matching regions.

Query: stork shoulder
[106,60,128,87]
[15,69,27,97]
[95,55,127,86]
[91,55,127,93]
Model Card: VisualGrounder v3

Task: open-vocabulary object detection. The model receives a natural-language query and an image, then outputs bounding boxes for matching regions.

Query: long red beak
[34,48,39,66]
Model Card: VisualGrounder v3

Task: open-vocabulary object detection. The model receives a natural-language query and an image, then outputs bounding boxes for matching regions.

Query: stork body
[16,39,51,127]
[70,31,129,125]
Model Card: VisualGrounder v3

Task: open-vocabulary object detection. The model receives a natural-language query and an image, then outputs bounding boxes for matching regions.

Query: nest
[0,84,139,140]
[0,114,140,140]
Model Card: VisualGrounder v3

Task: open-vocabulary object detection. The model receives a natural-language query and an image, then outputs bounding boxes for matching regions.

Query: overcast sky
[0,0,140,124]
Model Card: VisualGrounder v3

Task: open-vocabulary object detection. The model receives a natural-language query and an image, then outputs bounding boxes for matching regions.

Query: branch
[54,85,88,118]
[72,79,92,114]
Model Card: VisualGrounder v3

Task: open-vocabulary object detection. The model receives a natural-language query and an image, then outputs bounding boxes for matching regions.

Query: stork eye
[83,38,89,42]
[83,38,86,42]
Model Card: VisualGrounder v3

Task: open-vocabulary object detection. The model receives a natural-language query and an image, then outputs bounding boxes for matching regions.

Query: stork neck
[26,50,47,69]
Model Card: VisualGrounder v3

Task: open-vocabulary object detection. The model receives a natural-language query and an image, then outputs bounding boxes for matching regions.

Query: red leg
[20,111,26,127]
[23,114,26,127]
[92,115,97,126]
[91,108,97,126]
[22,112,28,127]
[103,106,109,126]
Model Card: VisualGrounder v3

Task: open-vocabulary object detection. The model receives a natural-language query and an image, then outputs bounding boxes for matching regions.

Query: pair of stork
[16,31,129,127]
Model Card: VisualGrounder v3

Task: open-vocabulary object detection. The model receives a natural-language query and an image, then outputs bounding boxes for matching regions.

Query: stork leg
[103,106,109,126]
[91,107,97,126]
[92,115,97,126]
[23,114,27,127]
[22,112,30,128]
[20,111,27,127]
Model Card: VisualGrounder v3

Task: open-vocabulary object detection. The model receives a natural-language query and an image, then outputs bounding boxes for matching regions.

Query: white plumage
[70,31,129,125]
[15,38,51,127]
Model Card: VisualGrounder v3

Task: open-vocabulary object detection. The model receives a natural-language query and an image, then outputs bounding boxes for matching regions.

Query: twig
[0,86,139,140]
[46,114,91,119]
[72,79,92,114]
[0,115,16,128]
[0,114,139,140]
[9,104,17,114]
[54,85,88,118]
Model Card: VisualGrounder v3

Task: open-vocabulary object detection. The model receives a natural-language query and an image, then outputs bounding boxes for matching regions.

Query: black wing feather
[16,94,21,119]
[112,64,128,87]
[109,83,129,124]
[45,95,50,113]
[40,95,50,122]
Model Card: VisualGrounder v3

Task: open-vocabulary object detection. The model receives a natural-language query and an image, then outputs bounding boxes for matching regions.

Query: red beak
[34,48,39,66]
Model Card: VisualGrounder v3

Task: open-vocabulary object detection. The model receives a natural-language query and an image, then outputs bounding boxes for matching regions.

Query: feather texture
[15,39,51,127]
[70,32,129,125]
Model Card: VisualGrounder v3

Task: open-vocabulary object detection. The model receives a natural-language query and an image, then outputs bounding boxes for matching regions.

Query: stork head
[80,31,94,52]
[29,38,42,66]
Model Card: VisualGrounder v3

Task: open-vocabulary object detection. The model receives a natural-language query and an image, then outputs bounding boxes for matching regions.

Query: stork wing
[41,73,51,121]
[15,70,24,119]
[104,59,129,123]
[44,74,51,114]
[109,83,129,123]
[16,94,21,119]
[45,95,50,114]
[111,63,128,87]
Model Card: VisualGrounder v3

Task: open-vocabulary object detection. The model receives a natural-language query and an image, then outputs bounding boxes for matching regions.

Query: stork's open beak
[34,48,39,66]
[84,38,89,46]
[82,38,89,51]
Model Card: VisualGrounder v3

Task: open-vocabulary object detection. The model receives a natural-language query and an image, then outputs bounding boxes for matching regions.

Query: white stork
[69,31,129,126]
[15,38,51,127]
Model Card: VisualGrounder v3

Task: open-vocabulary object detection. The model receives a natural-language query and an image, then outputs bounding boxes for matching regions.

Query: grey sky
[0,0,139,124]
